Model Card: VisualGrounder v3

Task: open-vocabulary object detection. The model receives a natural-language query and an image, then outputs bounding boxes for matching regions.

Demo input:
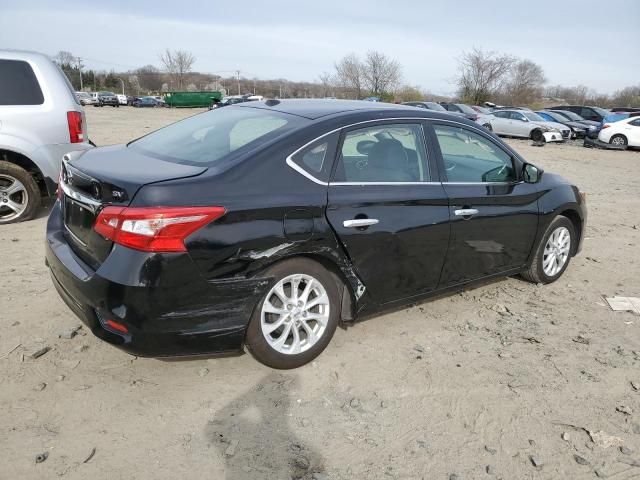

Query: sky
[0,0,638,96]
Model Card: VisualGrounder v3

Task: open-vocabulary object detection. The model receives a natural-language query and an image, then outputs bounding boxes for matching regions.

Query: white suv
[0,49,93,223]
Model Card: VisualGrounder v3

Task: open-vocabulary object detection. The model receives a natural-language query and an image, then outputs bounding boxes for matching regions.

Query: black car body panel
[46,100,587,358]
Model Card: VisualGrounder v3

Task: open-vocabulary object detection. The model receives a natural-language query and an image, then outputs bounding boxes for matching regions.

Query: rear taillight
[94,206,225,252]
[67,111,84,143]
[601,124,610,129]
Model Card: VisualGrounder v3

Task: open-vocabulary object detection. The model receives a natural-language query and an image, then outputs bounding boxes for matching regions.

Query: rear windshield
[426,102,446,111]
[130,106,308,166]
[455,104,476,114]
[0,59,44,105]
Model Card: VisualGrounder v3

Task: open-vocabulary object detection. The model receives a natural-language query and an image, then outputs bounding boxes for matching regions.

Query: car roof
[0,49,53,63]
[236,99,415,120]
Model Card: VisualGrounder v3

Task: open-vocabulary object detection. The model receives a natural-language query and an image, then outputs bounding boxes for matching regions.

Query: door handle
[343,218,379,228]
[454,208,479,217]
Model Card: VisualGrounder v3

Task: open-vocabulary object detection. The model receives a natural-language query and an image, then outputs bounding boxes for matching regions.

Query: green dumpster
[163,91,222,108]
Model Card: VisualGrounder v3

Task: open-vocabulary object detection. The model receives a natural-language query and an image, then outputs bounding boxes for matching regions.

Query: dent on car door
[325,121,450,305]
[430,122,540,285]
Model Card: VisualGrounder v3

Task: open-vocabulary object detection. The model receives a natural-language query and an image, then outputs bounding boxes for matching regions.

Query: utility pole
[117,78,125,95]
[77,57,83,91]
[236,70,241,95]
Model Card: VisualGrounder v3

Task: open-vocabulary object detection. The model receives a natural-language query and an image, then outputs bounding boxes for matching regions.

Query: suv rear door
[326,120,450,304]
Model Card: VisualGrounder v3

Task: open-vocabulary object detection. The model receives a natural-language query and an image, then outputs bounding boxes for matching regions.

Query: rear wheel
[521,215,575,284]
[0,161,40,224]
[245,258,340,369]
[610,134,628,147]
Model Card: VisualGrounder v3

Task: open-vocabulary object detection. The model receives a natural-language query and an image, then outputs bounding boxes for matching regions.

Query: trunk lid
[60,145,207,269]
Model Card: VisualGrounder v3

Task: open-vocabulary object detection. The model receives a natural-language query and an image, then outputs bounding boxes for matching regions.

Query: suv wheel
[0,161,40,224]
[246,258,340,369]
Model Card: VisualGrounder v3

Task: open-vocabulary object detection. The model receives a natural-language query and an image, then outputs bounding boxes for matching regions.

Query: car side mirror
[520,117,529,122]
[523,163,543,183]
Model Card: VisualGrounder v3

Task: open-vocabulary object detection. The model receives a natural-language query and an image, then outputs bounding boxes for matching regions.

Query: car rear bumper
[45,201,269,357]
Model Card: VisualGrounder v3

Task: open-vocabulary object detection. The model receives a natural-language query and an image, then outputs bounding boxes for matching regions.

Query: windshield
[426,102,447,111]
[456,104,476,114]
[540,111,563,122]
[555,110,581,121]
[592,106,610,116]
[523,112,545,122]
[130,106,308,166]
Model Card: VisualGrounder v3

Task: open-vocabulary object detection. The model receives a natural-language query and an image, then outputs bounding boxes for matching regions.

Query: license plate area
[63,196,96,246]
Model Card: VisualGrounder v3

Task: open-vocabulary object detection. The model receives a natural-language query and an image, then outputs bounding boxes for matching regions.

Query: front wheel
[531,129,544,143]
[610,134,628,147]
[245,258,340,369]
[521,216,575,284]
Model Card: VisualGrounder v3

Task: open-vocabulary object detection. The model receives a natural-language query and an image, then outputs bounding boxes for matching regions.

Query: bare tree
[318,72,334,98]
[456,48,515,104]
[362,51,402,97]
[611,85,640,107]
[502,59,546,105]
[334,53,364,99]
[53,50,75,66]
[159,49,196,90]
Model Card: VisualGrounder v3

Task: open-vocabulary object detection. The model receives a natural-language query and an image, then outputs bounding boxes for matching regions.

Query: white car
[116,94,127,105]
[482,109,570,143]
[598,116,640,148]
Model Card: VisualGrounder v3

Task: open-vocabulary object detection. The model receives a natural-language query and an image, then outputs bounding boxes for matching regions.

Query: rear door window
[0,60,44,105]
[333,123,429,183]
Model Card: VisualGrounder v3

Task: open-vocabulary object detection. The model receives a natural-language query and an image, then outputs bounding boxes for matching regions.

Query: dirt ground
[1,106,639,480]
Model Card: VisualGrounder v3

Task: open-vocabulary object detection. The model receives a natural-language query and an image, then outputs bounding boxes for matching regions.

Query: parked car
[610,107,640,113]
[94,91,119,107]
[76,91,96,106]
[132,96,162,108]
[471,106,493,115]
[598,115,640,148]
[544,109,600,138]
[403,102,468,120]
[116,94,127,106]
[483,109,569,142]
[535,111,588,138]
[209,94,259,110]
[548,105,610,123]
[46,100,586,368]
[0,49,92,223]
[439,103,479,121]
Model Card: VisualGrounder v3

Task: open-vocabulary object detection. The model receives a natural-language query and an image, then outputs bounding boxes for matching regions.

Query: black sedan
[46,100,587,369]
[94,91,119,107]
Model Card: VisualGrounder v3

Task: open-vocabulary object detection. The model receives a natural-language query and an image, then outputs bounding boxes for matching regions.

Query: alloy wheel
[542,226,571,277]
[0,174,29,222]
[261,274,330,355]
[611,136,626,146]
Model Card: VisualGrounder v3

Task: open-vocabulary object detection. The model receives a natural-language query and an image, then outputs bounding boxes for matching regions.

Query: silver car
[483,109,571,143]
[0,50,92,223]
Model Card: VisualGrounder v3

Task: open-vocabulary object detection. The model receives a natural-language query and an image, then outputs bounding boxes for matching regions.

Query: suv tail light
[94,206,226,252]
[67,111,84,143]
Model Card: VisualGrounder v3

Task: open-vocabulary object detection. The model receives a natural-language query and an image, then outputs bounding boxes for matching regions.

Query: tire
[245,258,341,369]
[0,161,40,224]
[610,134,628,147]
[531,129,544,143]
[483,123,492,131]
[521,215,575,284]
